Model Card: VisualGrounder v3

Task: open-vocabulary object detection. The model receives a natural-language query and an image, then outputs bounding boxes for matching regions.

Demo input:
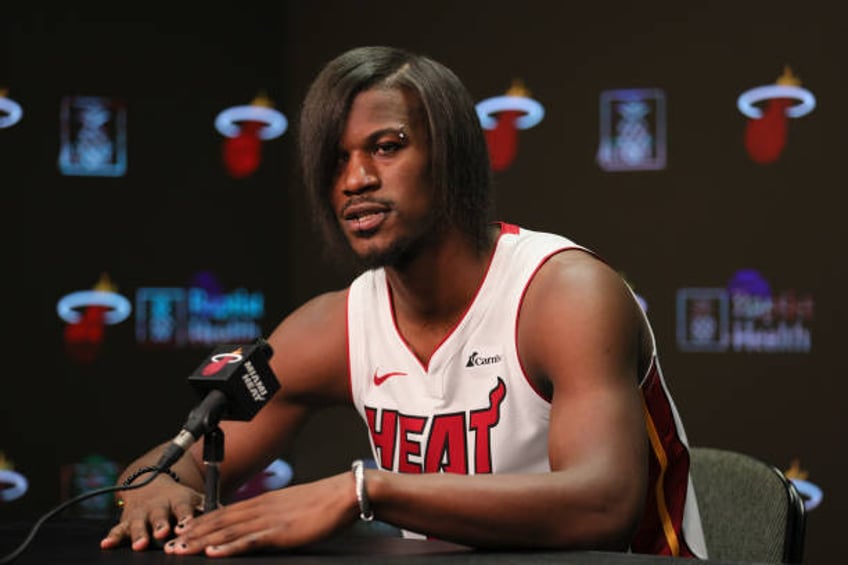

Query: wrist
[121,465,181,487]
[116,465,181,508]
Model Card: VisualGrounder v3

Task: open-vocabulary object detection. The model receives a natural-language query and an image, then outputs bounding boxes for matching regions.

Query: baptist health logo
[135,286,264,347]
[676,269,813,353]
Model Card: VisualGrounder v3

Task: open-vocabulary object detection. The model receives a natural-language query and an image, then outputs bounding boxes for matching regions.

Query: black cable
[0,468,163,564]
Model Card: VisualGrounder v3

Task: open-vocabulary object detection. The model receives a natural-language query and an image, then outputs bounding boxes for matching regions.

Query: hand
[100,478,204,552]
[164,471,357,557]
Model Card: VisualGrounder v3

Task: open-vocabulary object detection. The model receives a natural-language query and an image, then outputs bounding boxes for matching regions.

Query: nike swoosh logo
[373,370,408,386]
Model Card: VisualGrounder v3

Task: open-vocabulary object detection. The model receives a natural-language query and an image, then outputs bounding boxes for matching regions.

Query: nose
[341,153,379,195]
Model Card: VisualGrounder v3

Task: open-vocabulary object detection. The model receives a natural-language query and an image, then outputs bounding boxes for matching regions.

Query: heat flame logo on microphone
[202,347,244,376]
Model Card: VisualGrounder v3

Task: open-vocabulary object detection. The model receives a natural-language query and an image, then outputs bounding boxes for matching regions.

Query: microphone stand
[202,426,224,512]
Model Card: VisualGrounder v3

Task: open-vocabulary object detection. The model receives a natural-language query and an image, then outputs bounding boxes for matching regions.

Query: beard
[347,212,443,271]
[354,233,420,270]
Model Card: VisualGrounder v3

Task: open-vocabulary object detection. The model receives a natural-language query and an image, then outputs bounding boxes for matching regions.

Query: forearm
[366,469,642,551]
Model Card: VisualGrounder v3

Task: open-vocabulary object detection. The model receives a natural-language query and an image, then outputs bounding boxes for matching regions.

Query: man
[100,46,707,558]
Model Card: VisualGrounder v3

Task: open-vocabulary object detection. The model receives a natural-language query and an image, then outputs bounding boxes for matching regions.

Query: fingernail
[165,540,175,549]
[154,522,167,532]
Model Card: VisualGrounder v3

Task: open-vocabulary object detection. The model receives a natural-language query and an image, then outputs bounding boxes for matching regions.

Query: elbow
[605,484,645,551]
[591,508,643,552]
[582,501,643,552]
[549,482,645,552]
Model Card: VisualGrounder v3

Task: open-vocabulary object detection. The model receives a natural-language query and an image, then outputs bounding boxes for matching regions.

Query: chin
[352,236,417,270]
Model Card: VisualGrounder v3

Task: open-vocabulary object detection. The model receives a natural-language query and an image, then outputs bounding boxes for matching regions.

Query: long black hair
[298,46,492,260]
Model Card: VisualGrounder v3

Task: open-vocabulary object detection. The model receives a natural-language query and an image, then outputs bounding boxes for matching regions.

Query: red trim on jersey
[512,240,600,403]
[513,248,570,402]
[499,221,520,235]
[385,223,508,372]
[631,361,696,558]
[345,288,354,404]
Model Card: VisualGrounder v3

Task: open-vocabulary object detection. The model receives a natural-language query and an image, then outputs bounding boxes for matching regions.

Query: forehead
[343,87,425,136]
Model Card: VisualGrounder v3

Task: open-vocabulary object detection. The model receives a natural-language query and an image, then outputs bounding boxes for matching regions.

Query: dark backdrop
[2,3,845,563]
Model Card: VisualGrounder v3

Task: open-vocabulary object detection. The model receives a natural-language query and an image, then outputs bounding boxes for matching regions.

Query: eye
[374,141,402,156]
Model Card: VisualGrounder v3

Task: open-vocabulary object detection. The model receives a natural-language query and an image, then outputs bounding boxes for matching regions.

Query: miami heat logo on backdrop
[476,80,544,172]
[216,91,287,179]
[737,66,816,164]
[0,88,23,129]
[56,273,132,364]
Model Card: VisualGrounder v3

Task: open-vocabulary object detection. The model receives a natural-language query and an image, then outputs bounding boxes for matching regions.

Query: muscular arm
[102,289,351,551]
[193,289,353,497]
[364,250,649,550]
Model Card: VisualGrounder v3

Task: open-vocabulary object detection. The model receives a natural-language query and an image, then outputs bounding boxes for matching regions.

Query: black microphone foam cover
[186,337,280,422]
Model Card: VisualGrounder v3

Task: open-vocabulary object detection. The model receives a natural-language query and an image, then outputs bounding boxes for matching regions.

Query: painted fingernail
[154,522,167,532]
[165,540,175,549]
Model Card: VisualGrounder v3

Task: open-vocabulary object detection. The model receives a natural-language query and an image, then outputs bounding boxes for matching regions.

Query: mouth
[341,201,391,234]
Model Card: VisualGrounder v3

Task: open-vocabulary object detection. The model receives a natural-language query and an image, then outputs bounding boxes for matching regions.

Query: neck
[385,225,498,326]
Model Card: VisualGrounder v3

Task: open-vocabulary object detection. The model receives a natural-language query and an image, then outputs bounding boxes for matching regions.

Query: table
[0,518,751,564]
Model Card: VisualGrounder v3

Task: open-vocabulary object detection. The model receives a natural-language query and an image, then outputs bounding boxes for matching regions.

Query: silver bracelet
[351,459,374,521]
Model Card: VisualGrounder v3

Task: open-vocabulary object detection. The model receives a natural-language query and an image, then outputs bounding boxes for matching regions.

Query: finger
[147,506,176,540]
[125,514,155,551]
[167,523,266,557]
[172,492,203,531]
[99,522,129,549]
[174,500,229,535]
[205,529,272,558]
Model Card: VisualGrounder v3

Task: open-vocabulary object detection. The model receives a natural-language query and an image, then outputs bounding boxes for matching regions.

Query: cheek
[401,160,433,202]
[406,181,437,218]
[328,183,344,213]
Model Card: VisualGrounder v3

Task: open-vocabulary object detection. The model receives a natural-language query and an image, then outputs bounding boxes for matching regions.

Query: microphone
[155,337,280,471]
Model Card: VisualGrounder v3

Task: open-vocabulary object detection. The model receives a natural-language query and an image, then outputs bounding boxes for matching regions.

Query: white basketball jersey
[346,223,706,558]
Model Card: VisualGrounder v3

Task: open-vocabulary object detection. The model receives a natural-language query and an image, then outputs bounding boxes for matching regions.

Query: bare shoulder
[266,289,351,403]
[518,249,645,392]
[525,249,634,309]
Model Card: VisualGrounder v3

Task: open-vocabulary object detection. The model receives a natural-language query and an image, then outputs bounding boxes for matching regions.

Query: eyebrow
[366,125,408,143]
[339,125,409,151]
